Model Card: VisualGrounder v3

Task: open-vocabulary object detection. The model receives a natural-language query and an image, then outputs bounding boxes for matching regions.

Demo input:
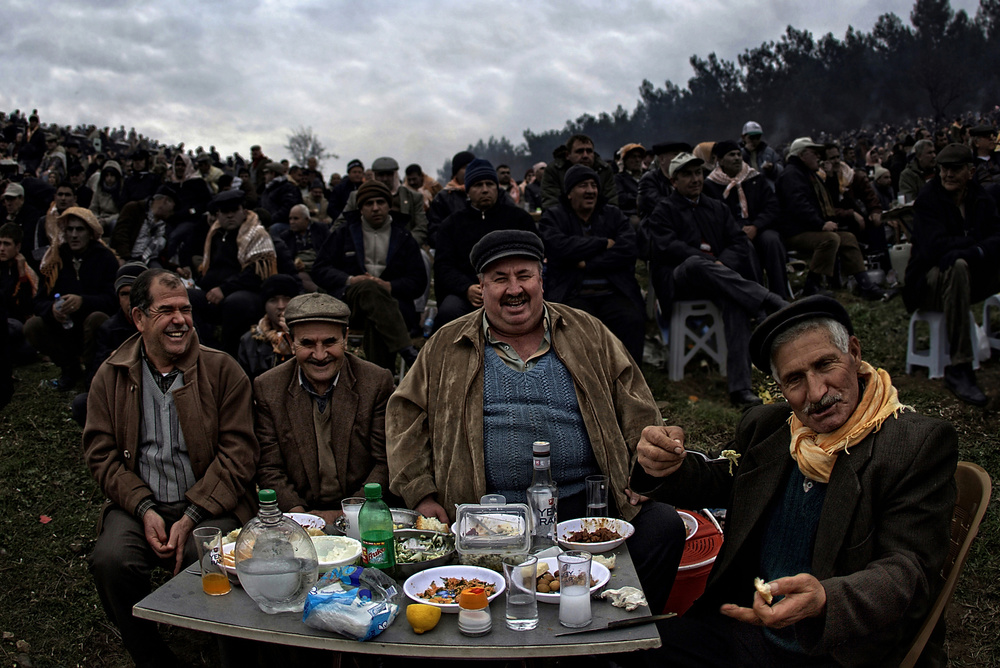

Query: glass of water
[502,554,538,631]
[586,475,609,517]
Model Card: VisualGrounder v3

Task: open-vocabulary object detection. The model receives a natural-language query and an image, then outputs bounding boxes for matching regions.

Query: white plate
[533,557,610,604]
[284,512,326,530]
[677,511,698,540]
[556,518,635,553]
[221,534,360,574]
[402,565,506,613]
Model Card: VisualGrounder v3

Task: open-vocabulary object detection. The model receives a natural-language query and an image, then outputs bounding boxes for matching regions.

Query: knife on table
[552,612,676,636]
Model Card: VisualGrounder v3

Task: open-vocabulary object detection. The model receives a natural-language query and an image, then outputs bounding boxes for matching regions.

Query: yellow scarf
[788,361,909,483]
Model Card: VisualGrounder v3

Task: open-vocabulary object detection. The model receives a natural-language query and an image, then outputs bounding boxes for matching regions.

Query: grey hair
[290,203,310,218]
[769,317,850,382]
[913,139,934,157]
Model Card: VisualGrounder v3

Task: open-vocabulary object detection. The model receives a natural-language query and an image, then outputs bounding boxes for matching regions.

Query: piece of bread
[754,577,773,605]
[415,516,449,533]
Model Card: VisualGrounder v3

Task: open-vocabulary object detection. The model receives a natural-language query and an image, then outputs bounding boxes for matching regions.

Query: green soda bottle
[359,483,396,575]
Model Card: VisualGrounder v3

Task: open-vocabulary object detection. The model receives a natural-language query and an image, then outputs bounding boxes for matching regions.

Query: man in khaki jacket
[83,268,258,668]
[386,230,684,612]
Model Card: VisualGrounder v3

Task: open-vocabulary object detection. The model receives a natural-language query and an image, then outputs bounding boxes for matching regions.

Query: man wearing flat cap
[904,143,1000,406]
[640,152,788,407]
[740,121,783,190]
[538,163,646,362]
[388,229,686,614]
[432,158,539,330]
[637,141,692,221]
[312,179,424,370]
[237,272,301,381]
[255,292,397,524]
[633,296,957,667]
[776,137,885,299]
[336,156,428,247]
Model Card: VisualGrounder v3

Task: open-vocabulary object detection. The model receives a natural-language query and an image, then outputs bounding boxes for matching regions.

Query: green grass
[1,293,998,666]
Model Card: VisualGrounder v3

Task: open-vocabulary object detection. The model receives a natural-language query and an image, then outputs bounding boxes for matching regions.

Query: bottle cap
[258,488,277,503]
[458,587,488,610]
[532,441,550,456]
[364,482,382,500]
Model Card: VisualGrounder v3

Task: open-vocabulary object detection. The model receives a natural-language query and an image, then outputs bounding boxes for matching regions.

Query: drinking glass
[586,475,609,517]
[558,550,592,628]
[502,554,538,631]
[193,527,231,596]
[341,497,365,541]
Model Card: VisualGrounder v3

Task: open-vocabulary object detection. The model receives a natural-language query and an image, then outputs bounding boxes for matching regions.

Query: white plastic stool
[668,300,727,381]
[983,294,1000,354]
[905,310,979,379]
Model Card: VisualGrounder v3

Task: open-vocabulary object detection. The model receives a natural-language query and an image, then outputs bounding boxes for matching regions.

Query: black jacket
[433,201,538,303]
[636,168,672,220]
[703,172,780,231]
[538,200,643,310]
[775,156,827,236]
[35,242,118,325]
[260,178,303,227]
[903,176,1000,311]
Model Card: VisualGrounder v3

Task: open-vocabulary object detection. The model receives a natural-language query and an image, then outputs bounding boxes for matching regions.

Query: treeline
[446,0,1000,180]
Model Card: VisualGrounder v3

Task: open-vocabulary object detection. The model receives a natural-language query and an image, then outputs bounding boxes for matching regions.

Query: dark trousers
[751,229,789,299]
[920,259,1000,365]
[784,230,865,277]
[626,500,686,615]
[88,502,240,667]
[23,310,108,377]
[434,293,475,332]
[673,255,774,393]
[639,610,837,668]
[564,292,646,364]
[344,280,414,370]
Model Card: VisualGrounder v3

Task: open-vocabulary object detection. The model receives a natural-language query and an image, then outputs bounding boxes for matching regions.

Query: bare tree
[285,126,338,168]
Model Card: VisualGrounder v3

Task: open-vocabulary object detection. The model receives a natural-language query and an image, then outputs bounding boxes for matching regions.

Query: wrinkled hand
[467,284,483,308]
[822,221,838,232]
[142,509,173,559]
[205,287,225,305]
[742,225,758,241]
[373,277,392,294]
[60,294,83,314]
[636,425,686,477]
[720,573,827,629]
[168,514,196,575]
[624,486,649,506]
[415,496,450,524]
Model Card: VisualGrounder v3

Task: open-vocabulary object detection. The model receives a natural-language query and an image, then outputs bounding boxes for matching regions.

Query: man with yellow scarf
[632,296,957,667]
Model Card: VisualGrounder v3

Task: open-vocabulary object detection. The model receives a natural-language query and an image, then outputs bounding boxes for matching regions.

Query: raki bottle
[527,441,558,551]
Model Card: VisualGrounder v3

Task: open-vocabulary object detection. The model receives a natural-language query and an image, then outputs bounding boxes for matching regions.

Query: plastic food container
[454,494,531,573]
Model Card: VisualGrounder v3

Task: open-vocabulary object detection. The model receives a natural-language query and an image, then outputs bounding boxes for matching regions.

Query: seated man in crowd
[637,141,692,222]
[237,273,299,381]
[25,207,117,390]
[111,184,178,265]
[739,121,783,190]
[427,150,475,246]
[640,152,787,408]
[279,203,329,293]
[260,161,303,233]
[404,163,441,213]
[327,158,363,223]
[0,222,38,360]
[970,124,1000,189]
[34,181,80,265]
[704,140,788,299]
[119,148,161,206]
[336,156,428,247]
[433,158,538,329]
[614,143,645,225]
[820,144,889,270]
[522,161,546,212]
[633,296,957,667]
[255,292,397,524]
[539,164,646,363]
[4,181,44,268]
[312,180,423,370]
[904,144,1000,406]
[776,137,884,299]
[186,189,277,355]
[540,134,618,211]
[84,268,258,668]
[898,139,937,203]
[387,230,686,613]
[497,163,521,206]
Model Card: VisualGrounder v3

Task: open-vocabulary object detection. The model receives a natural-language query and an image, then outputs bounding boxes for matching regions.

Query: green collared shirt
[482,304,552,372]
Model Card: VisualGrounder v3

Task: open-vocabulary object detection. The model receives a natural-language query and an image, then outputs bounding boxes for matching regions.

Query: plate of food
[677,511,699,540]
[402,565,505,612]
[556,518,635,553]
[285,512,326,530]
[533,556,610,603]
[220,535,361,574]
[394,529,455,577]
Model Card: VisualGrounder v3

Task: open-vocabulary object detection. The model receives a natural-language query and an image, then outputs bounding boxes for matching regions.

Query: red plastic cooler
[663,509,724,615]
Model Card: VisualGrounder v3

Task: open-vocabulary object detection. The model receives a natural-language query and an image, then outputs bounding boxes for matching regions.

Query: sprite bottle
[359,483,396,575]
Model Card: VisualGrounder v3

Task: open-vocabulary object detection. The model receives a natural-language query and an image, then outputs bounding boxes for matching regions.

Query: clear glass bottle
[359,483,396,576]
[526,441,558,551]
[54,293,74,329]
[234,489,318,614]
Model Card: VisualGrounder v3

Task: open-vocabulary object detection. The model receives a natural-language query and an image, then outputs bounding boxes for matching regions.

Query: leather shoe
[730,390,763,408]
[944,364,988,407]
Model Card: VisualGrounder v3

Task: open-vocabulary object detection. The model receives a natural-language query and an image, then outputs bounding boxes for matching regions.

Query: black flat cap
[749,296,853,373]
[969,124,996,138]
[470,230,544,274]
[208,188,245,212]
[260,274,301,302]
[936,143,974,166]
[284,293,351,327]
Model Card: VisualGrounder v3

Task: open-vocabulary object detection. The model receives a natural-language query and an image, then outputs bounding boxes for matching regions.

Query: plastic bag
[302,565,401,641]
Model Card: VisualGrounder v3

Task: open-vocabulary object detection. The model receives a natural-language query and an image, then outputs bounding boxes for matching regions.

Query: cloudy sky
[0,0,981,176]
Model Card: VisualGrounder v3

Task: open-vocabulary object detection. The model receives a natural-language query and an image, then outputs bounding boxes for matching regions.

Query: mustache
[500,294,528,306]
[806,394,842,415]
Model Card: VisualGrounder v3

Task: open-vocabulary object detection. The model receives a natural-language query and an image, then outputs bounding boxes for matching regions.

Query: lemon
[406,603,442,634]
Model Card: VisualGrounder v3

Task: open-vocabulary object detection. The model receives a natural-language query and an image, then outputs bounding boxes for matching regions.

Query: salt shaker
[458,587,492,637]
